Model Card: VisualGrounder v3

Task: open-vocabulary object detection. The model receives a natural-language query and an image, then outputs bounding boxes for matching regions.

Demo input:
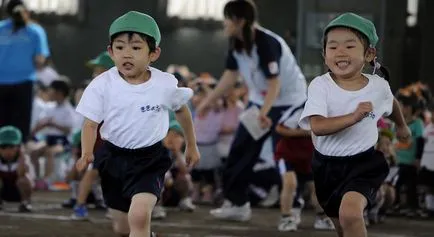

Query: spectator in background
[0,0,50,140]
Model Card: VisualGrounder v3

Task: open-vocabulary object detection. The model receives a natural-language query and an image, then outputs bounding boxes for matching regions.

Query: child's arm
[309,101,372,136]
[275,124,310,137]
[388,98,411,141]
[76,118,99,171]
[260,77,280,118]
[309,114,357,136]
[175,105,200,167]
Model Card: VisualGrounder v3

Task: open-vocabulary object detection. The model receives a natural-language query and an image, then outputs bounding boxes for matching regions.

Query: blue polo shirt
[0,19,50,85]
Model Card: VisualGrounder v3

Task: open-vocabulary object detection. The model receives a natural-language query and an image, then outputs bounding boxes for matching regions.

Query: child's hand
[352,101,373,122]
[184,144,200,169]
[258,112,272,129]
[76,154,94,172]
[395,124,411,143]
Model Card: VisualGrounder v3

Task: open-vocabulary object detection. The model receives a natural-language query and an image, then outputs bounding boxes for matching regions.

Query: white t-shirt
[299,73,394,156]
[37,101,76,136]
[76,67,193,149]
[421,123,434,170]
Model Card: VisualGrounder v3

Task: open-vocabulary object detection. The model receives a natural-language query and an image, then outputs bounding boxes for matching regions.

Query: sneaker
[61,198,77,209]
[152,205,167,220]
[291,208,302,225]
[18,203,32,213]
[314,216,335,230]
[417,209,430,219]
[179,197,196,212]
[277,216,298,232]
[71,205,89,220]
[259,185,280,208]
[210,201,251,222]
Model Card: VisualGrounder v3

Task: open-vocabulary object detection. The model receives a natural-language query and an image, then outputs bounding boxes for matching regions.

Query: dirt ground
[0,192,433,237]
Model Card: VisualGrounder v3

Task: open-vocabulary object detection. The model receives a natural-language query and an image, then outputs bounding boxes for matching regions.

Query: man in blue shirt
[0,0,50,140]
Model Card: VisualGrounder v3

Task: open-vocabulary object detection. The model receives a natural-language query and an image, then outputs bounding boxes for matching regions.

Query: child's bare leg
[110,208,130,237]
[43,145,63,179]
[339,191,368,237]
[384,184,396,209]
[16,176,32,203]
[128,193,157,237]
[77,169,99,205]
[280,171,297,216]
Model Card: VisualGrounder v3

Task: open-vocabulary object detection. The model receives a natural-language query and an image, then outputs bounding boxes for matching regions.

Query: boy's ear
[107,45,114,57]
[149,47,161,63]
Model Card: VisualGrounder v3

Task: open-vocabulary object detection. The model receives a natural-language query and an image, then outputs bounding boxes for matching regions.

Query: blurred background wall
[0,0,432,91]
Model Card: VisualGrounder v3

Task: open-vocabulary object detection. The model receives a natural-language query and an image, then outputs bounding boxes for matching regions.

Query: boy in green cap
[75,11,199,237]
[0,126,34,212]
[298,13,410,237]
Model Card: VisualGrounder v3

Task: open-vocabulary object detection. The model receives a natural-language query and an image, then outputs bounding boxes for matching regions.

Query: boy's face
[0,145,19,160]
[108,33,161,79]
[324,28,375,79]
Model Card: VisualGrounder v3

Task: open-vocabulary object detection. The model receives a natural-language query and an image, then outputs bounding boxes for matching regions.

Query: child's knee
[128,193,157,228]
[339,192,366,228]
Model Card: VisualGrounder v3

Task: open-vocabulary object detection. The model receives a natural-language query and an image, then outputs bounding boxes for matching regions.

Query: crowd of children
[0,2,434,237]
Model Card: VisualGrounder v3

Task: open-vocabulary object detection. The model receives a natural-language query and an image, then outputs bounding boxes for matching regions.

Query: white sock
[71,181,78,199]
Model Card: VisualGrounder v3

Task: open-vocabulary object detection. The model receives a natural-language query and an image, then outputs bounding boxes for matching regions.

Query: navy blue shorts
[94,141,172,213]
[312,148,389,218]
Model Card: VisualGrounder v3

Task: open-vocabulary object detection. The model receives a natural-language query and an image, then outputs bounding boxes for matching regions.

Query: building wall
[6,0,412,90]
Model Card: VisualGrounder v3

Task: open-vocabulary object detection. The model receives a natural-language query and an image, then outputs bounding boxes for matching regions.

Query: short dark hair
[6,0,25,15]
[49,80,70,97]
[110,31,157,52]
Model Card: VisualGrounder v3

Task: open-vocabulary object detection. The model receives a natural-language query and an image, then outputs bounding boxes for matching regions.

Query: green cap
[0,126,22,145]
[87,51,114,69]
[109,11,161,46]
[324,13,379,47]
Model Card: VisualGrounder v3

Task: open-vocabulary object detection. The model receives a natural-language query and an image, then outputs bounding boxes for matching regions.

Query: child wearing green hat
[0,126,34,212]
[75,11,199,237]
[298,13,411,237]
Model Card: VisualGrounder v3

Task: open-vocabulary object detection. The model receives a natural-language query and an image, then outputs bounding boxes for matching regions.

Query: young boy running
[75,11,200,237]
